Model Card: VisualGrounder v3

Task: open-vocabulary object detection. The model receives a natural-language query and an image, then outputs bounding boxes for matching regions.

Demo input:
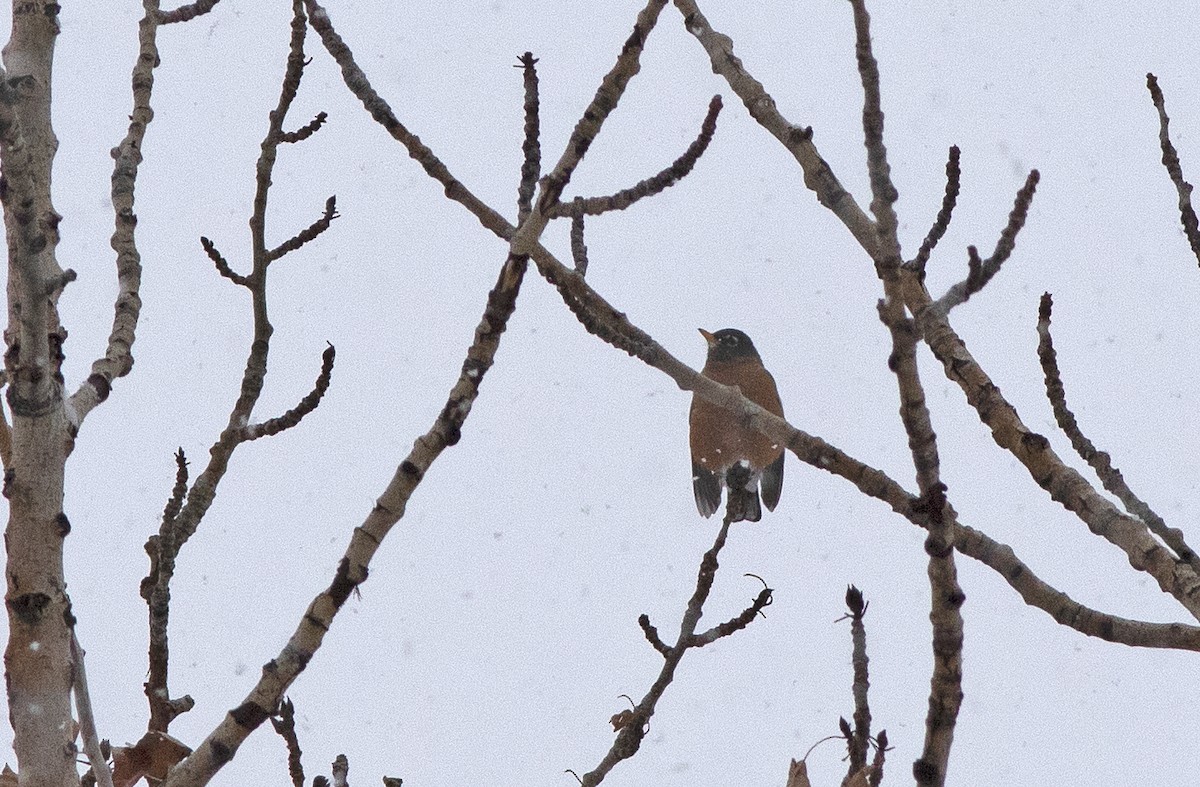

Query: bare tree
[2,1,1198,786]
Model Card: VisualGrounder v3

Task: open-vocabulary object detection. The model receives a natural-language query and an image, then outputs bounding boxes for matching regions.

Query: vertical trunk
[1,3,73,786]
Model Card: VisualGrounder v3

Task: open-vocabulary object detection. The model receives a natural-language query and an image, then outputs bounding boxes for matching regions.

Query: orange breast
[689,357,785,473]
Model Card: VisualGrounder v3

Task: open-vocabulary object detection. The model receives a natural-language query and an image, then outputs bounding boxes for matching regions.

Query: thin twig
[932,169,1039,316]
[1037,293,1198,572]
[200,236,249,287]
[672,0,877,254]
[71,633,116,787]
[266,195,338,262]
[570,205,589,275]
[516,51,541,222]
[159,0,221,24]
[280,111,327,144]
[909,146,961,274]
[240,344,335,441]
[580,516,754,786]
[637,615,669,657]
[869,730,888,787]
[146,0,325,738]
[142,448,195,733]
[270,698,306,787]
[70,0,166,425]
[1146,73,1200,266]
[549,95,722,217]
[844,585,871,778]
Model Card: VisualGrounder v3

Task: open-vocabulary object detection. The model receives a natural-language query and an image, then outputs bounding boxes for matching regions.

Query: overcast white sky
[5,1,1200,785]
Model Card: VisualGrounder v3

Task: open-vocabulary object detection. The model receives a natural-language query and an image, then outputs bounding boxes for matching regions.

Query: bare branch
[637,614,669,657]
[164,1,675,780]
[1146,73,1200,266]
[71,634,115,787]
[580,517,741,786]
[672,0,877,254]
[1037,293,1199,572]
[142,449,195,733]
[144,0,325,747]
[844,585,871,779]
[516,51,541,222]
[159,0,221,24]
[266,195,338,263]
[689,585,772,646]
[848,0,900,273]
[279,111,327,144]
[955,523,1200,649]
[932,169,1040,316]
[535,0,670,215]
[850,5,966,767]
[161,246,531,787]
[71,0,167,424]
[200,236,248,286]
[909,145,961,273]
[869,730,888,787]
[239,343,335,442]
[570,205,589,275]
[902,274,1200,621]
[304,0,518,241]
[550,94,722,217]
[270,698,306,787]
[912,483,964,787]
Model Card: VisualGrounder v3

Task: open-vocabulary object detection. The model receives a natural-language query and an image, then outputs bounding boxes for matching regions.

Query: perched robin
[689,328,785,522]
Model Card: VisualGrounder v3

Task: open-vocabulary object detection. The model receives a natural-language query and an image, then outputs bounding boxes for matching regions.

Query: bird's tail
[724,464,762,523]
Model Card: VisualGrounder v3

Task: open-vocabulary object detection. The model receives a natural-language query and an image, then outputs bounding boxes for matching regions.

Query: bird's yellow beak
[698,328,716,347]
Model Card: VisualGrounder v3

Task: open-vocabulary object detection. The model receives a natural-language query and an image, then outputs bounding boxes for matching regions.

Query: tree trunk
[1,2,74,786]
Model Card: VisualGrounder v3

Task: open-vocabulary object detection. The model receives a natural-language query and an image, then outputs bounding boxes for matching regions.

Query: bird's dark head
[699,328,761,363]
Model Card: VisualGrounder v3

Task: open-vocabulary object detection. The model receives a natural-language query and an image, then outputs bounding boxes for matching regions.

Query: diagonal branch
[200,236,249,287]
[239,344,335,441]
[902,273,1200,622]
[266,195,338,262]
[549,95,722,218]
[161,248,531,787]
[671,0,877,254]
[163,1,674,781]
[1146,73,1200,267]
[932,169,1039,316]
[581,517,763,785]
[1037,293,1199,573]
[71,0,166,425]
[909,145,961,274]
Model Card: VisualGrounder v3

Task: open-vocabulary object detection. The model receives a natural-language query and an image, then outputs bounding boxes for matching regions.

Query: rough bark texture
[2,3,75,787]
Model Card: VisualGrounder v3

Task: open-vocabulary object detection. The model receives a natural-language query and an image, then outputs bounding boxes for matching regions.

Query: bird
[689,328,785,522]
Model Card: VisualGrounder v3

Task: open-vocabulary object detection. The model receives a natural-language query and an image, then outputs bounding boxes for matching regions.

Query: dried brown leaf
[111,731,192,787]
